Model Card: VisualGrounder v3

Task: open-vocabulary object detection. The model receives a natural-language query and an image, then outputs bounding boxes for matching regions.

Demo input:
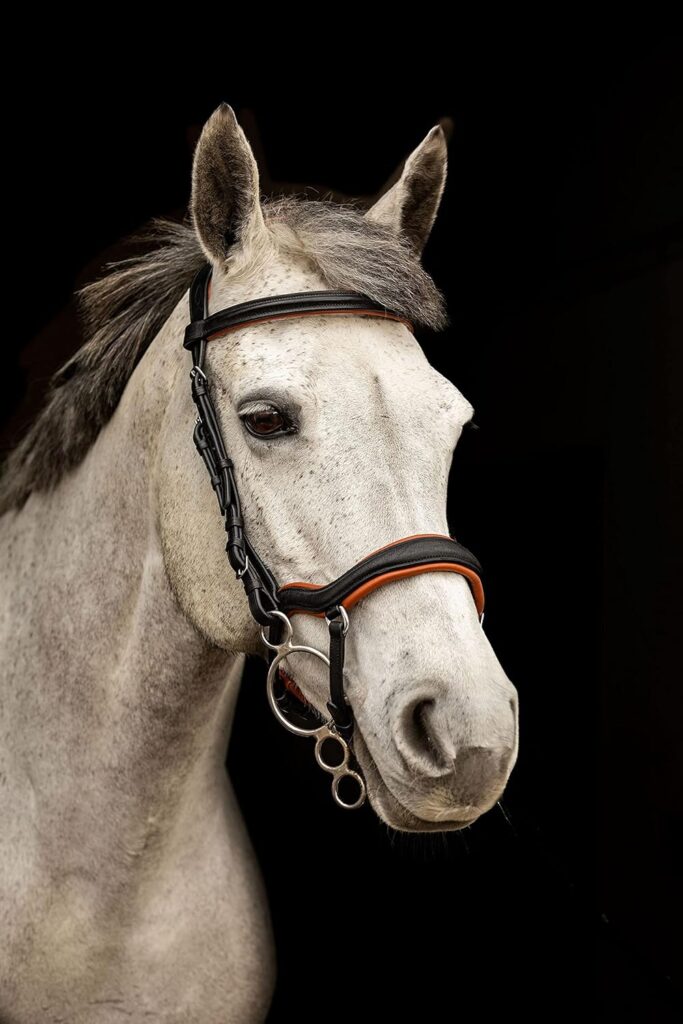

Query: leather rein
[184,262,485,809]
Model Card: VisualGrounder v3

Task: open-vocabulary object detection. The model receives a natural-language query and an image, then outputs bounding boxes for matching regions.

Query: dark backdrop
[2,39,681,1022]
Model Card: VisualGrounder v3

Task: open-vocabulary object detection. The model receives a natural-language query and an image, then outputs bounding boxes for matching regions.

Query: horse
[0,103,519,1023]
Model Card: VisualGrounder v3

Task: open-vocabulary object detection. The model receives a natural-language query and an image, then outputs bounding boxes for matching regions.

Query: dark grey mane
[0,196,448,514]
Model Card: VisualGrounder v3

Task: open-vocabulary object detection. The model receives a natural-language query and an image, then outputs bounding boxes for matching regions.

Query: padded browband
[184,292,413,348]
[277,533,485,618]
[184,289,414,347]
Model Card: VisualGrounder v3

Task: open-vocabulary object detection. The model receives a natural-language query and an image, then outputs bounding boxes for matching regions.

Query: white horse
[0,104,519,1023]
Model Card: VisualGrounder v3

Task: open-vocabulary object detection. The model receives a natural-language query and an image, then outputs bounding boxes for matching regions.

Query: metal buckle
[235,554,250,579]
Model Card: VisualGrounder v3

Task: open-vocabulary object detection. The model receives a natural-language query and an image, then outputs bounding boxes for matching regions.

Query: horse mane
[0,195,448,514]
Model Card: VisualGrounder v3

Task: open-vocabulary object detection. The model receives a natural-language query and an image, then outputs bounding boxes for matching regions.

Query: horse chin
[351,728,480,834]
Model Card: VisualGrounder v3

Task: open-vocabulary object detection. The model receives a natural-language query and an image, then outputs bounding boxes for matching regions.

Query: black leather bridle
[184,262,485,808]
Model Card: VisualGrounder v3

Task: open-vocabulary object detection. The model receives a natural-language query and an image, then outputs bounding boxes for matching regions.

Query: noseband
[184,263,485,810]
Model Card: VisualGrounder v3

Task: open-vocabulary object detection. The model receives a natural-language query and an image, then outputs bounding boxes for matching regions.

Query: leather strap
[327,611,353,740]
[187,263,281,626]
[185,289,414,348]
[278,533,484,618]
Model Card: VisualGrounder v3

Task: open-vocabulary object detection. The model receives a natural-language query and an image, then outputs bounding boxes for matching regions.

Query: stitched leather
[277,535,483,615]
[184,289,413,347]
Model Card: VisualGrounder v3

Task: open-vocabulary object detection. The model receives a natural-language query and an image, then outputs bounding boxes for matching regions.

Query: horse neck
[0,302,242,850]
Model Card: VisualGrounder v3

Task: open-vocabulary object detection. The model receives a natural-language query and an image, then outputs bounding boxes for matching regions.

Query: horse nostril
[395,691,516,783]
[407,698,449,767]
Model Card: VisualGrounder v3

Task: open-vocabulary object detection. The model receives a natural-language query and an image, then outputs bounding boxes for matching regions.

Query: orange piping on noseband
[277,532,485,619]
[279,563,484,620]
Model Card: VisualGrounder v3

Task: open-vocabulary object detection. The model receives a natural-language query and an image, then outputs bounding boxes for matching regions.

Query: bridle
[184,262,485,810]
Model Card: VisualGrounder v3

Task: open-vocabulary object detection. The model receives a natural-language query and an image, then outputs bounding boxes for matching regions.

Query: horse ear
[190,103,268,265]
[365,123,448,257]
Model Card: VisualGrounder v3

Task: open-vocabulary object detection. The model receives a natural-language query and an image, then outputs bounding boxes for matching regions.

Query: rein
[184,263,484,809]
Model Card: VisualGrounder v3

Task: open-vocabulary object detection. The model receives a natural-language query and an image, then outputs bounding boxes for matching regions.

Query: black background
[2,38,681,1022]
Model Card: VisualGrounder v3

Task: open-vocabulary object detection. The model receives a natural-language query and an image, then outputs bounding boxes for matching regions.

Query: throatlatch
[185,263,485,809]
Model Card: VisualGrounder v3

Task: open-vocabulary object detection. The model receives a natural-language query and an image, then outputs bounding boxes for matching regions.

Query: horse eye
[241,407,293,437]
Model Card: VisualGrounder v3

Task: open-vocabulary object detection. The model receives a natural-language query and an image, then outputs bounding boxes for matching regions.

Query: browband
[184,264,414,349]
